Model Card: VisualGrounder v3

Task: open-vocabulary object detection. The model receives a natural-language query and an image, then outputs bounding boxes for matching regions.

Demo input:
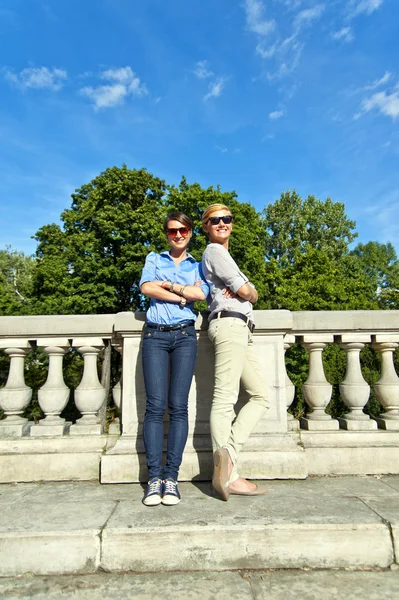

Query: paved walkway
[0,476,398,577]
[1,569,399,599]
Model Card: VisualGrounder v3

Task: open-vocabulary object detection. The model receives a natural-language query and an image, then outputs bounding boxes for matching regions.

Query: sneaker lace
[148,479,161,494]
[163,479,177,495]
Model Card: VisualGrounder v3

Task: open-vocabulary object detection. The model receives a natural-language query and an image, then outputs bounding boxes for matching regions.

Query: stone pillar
[69,338,106,435]
[0,340,33,437]
[336,334,376,430]
[30,339,71,437]
[284,334,298,431]
[372,335,399,430]
[108,335,143,452]
[109,342,122,435]
[299,335,339,430]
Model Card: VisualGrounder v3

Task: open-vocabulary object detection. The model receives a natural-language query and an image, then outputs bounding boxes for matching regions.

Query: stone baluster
[0,340,33,437]
[372,335,399,430]
[300,335,339,430]
[336,334,376,430]
[109,342,122,435]
[284,334,298,431]
[69,338,106,435]
[30,339,71,437]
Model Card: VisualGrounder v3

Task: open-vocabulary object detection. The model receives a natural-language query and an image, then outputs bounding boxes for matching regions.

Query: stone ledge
[100,447,308,483]
[0,478,397,576]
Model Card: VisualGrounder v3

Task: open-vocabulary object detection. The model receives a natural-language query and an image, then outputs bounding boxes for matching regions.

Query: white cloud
[349,0,384,17]
[193,60,213,79]
[256,43,277,59]
[80,66,147,109]
[360,90,399,120]
[294,4,325,31]
[4,66,67,91]
[245,0,275,36]
[331,26,354,42]
[365,71,391,90]
[266,35,304,80]
[216,145,228,153]
[204,77,225,101]
[269,110,284,119]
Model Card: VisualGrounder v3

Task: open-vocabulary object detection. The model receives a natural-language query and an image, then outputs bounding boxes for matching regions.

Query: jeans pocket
[144,328,158,339]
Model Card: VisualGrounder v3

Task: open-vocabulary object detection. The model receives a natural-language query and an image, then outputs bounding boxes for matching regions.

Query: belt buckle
[159,325,166,332]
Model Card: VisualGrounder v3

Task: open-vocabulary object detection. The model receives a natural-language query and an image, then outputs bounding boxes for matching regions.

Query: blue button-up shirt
[139,251,209,325]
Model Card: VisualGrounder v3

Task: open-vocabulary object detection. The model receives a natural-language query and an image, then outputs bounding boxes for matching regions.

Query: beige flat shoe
[212,448,230,501]
[228,484,268,496]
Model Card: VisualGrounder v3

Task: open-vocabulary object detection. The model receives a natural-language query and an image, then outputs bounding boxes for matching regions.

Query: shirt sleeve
[196,262,210,298]
[139,252,157,288]
[204,244,249,293]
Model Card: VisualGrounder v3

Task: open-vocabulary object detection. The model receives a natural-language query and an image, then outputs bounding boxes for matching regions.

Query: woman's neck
[170,248,187,264]
[211,239,229,250]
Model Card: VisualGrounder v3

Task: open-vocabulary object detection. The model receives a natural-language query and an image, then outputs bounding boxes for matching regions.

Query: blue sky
[0,0,398,255]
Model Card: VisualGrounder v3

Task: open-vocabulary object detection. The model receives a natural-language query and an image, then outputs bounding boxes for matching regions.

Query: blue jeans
[142,324,197,481]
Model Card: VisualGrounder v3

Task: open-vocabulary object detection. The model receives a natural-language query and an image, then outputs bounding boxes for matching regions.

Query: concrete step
[1,569,399,600]
[0,476,398,576]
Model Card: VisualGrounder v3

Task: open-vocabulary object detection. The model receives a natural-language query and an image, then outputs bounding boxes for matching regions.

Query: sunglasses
[207,215,233,226]
[167,227,190,237]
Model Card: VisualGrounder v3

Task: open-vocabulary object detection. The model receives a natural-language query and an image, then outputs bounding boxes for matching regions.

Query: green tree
[262,191,378,310]
[33,166,168,314]
[351,241,399,309]
[0,246,35,316]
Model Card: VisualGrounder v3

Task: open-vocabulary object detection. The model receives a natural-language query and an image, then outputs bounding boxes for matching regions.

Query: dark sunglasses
[167,227,190,237]
[207,215,233,226]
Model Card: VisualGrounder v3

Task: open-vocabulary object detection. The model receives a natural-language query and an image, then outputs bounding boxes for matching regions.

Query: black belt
[146,320,195,332]
[209,311,255,333]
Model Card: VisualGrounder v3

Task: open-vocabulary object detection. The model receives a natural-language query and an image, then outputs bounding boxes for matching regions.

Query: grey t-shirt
[201,243,254,321]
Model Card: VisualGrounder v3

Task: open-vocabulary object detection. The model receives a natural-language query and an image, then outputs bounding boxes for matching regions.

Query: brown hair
[163,212,193,234]
[201,204,232,227]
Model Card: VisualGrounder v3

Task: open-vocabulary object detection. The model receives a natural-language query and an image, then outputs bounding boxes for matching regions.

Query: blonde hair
[201,203,232,227]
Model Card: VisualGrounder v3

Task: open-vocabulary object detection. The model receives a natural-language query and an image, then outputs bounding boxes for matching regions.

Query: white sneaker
[142,478,163,506]
[162,479,181,505]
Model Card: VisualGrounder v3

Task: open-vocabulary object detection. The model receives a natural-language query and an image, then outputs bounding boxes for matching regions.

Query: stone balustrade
[0,310,398,483]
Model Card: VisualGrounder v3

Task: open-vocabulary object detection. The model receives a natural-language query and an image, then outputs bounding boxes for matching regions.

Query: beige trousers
[208,317,269,482]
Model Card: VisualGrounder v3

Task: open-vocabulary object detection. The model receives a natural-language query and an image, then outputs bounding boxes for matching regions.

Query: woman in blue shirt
[139,212,209,507]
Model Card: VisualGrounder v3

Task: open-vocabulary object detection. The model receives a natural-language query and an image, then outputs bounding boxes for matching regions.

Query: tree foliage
[0,247,35,315]
[262,191,379,310]
[33,166,167,314]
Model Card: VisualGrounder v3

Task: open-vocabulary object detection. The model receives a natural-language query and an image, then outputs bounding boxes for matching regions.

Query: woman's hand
[222,286,236,299]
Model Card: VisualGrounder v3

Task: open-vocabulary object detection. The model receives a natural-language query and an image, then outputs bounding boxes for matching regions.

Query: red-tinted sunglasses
[167,227,190,237]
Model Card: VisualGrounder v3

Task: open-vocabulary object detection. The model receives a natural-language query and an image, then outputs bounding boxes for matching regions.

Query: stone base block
[0,531,100,576]
[69,423,103,436]
[102,522,392,572]
[108,420,121,435]
[287,419,299,431]
[30,422,71,437]
[0,453,102,483]
[300,417,339,431]
[0,421,32,437]
[375,418,399,431]
[338,418,377,431]
[101,447,308,483]
[304,445,399,475]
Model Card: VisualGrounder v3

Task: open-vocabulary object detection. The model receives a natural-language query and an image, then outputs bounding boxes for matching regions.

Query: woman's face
[203,210,233,245]
[166,219,192,251]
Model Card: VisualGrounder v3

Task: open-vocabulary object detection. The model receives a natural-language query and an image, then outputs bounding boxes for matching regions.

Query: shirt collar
[160,250,196,262]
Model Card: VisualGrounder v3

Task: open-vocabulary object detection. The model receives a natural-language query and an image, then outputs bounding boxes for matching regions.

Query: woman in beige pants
[201,203,269,501]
